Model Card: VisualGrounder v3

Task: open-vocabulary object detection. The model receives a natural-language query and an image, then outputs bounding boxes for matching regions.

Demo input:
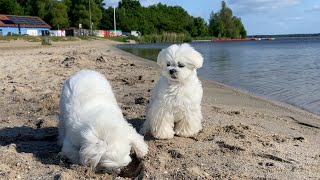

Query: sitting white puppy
[58,69,148,172]
[141,44,204,139]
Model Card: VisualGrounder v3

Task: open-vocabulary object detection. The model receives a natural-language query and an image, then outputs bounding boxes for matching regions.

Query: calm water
[117,38,320,115]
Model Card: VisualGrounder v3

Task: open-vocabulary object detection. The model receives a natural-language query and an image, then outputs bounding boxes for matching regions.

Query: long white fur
[141,44,204,139]
[58,69,148,171]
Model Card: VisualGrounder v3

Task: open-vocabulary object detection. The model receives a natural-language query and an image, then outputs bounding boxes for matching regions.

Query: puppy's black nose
[169,69,176,75]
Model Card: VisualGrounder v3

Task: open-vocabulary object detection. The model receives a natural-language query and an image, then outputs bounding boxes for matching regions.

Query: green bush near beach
[139,33,192,43]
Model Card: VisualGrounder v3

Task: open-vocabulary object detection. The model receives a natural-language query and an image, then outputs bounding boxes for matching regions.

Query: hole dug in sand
[119,154,144,178]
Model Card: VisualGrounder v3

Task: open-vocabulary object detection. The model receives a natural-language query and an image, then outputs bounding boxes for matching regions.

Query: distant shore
[0,39,319,179]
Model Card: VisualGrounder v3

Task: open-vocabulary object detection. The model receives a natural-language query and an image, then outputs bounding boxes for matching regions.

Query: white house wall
[0,27,50,36]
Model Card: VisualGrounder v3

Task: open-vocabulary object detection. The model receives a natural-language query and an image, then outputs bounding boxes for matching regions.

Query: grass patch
[48,36,79,42]
[0,35,41,42]
[106,36,127,42]
[139,33,192,43]
[192,36,214,41]
[0,35,101,43]
[105,36,139,43]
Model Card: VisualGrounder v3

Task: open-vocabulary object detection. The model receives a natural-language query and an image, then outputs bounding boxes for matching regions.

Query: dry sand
[0,39,319,179]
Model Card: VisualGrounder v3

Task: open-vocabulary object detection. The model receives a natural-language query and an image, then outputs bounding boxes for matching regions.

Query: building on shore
[0,14,51,36]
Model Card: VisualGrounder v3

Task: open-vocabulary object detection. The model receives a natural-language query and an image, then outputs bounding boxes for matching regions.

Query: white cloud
[140,0,161,6]
[305,4,320,12]
[227,0,301,15]
[104,0,119,7]
[281,16,302,21]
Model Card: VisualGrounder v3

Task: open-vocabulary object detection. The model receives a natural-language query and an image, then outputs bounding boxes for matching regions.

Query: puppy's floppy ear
[179,43,203,69]
[79,129,106,169]
[157,44,179,67]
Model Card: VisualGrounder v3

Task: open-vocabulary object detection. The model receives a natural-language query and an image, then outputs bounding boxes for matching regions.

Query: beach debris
[258,162,274,167]
[227,110,240,116]
[36,119,44,129]
[95,56,106,63]
[6,75,13,80]
[293,136,305,142]
[168,149,184,159]
[134,97,145,105]
[216,141,245,152]
[39,51,53,55]
[186,166,211,178]
[272,134,287,143]
[255,153,293,164]
[42,37,51,45]
[48,59,55,62]
[61,57,75,68]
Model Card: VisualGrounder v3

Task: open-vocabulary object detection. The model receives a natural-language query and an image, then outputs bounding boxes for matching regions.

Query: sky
[104,0,320,35]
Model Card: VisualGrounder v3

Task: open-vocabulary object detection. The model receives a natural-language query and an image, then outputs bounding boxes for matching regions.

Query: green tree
[48,1,69,29]
[143,3,193,35]
[67,0,102,29]
[31,0,68,29]
[209,0,247,38]
[117,0,143,32]
[0,0,24,15]
[190,17,208,37]
[100,6,114,30]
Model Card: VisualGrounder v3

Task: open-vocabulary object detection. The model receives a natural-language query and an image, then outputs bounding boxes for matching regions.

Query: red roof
[0,14,51,29]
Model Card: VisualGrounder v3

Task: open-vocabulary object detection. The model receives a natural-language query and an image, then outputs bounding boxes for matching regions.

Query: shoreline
[0,39,319,179]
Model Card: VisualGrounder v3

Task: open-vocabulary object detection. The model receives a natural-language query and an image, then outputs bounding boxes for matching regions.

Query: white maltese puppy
[58,69,148,172]
[141,44,203,139]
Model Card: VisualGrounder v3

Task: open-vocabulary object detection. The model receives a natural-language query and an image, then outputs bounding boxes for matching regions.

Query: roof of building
[0,14,51,29]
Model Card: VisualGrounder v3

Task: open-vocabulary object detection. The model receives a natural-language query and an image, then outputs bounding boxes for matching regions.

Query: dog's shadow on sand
[0,126,62,165]
[0,118,147,167]
[127,117,144,132]
[127,117,157,141]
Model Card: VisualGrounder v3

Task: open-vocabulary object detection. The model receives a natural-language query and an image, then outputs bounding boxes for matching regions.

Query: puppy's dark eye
[167,63,170,67]
[178,63,184,68]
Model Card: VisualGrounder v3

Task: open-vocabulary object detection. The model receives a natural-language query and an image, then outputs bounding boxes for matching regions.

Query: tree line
[0,0,247,38]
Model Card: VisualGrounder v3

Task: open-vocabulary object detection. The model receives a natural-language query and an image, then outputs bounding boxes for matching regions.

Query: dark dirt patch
[216,141,245,152]
[255,153,293,164]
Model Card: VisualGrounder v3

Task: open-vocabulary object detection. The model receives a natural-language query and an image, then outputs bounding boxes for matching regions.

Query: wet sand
[0,39,319,179]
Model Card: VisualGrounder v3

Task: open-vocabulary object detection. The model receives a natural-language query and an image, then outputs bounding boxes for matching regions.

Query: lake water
[117,38,320,115]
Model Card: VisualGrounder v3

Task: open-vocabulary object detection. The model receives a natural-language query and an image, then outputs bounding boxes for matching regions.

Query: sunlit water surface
[117,38,320,115]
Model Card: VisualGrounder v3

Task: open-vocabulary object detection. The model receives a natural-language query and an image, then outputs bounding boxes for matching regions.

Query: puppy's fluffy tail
[128,126,148,158]
[79,129,106,169]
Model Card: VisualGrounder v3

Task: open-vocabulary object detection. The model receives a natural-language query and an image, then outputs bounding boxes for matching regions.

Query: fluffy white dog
[141,43,204,139]
[58,69,148,172]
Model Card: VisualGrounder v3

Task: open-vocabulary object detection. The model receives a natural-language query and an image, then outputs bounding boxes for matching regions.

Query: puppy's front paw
[152,131,174,140]
[174,125,202,138]
[175,129,196,137]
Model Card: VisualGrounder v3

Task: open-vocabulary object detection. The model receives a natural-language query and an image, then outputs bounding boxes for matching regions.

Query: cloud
[305,4,320,12]
[227,0,301,15]
[281,16,302,21]
[104,0,119,7]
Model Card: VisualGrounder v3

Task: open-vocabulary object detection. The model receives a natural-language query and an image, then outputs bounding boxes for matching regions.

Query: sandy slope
[0,39,319,179]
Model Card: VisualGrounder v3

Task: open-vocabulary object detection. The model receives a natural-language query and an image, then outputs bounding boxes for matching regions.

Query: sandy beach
[0,39,319,179]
